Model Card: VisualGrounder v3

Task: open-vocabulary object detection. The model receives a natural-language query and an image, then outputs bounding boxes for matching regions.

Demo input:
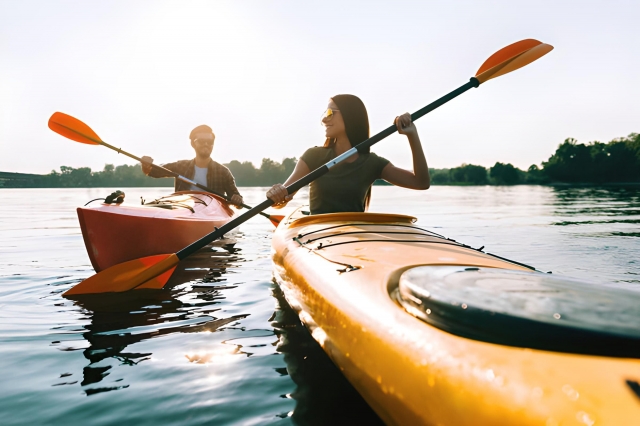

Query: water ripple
[1,186,638,424]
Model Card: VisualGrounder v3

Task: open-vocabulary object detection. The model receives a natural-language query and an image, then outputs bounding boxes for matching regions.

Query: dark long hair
[323,94,370,153]
[323,94,373,209]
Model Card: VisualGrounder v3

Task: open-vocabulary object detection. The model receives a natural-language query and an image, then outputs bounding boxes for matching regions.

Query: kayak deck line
[292,222,463,274]
[295,222,449,240]
[292,235,362,273]
[272,207,640,425]
[146,193,213,205]
[293,222,538,271]
[143,201,196,212]
[142,192,215,213]
[302,231,445,244]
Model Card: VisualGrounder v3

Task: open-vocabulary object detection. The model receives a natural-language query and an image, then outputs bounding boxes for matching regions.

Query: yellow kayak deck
[272,208,640,425]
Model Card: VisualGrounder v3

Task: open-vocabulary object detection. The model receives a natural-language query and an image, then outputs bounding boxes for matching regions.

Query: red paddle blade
[48,112,103,145]
[269,215,284,227]
[475,39,553,84]
[63,254,180,296]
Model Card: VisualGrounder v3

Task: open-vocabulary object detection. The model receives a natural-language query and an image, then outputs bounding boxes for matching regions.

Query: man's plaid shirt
[147,158,242,198]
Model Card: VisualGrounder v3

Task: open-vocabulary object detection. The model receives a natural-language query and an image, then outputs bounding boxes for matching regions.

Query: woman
[266,94,430,214]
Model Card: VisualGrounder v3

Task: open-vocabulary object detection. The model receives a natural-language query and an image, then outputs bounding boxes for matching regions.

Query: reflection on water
[270,285,384,426]
[552,186,640,217]
[551,186,640,237]
[546,186,640,284]
[553,219,640,225]
[552,185,640,204]
[1,186,639,425]
[49,239,382,422]
[57,246,248,395]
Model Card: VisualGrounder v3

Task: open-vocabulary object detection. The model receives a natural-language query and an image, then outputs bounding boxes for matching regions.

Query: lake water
[1,185,638,425]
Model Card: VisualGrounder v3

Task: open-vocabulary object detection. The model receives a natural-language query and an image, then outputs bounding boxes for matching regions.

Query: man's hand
[140,156,154,175]
[230,194,244,208]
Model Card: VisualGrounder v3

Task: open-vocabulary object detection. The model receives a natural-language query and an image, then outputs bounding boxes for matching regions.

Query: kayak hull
[272,208,640,425]
[78,191,234,271]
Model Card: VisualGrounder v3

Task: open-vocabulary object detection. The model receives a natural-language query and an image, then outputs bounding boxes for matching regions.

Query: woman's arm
[380,113,430,190]
[266,159,311,208]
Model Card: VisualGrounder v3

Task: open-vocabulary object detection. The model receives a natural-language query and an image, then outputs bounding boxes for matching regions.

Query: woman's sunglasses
[321,108,340,121]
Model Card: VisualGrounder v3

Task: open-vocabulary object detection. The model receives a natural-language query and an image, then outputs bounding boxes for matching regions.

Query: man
[141,125,243,206]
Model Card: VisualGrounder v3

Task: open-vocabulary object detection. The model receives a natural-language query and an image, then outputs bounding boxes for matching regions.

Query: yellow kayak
[272,207,640,425]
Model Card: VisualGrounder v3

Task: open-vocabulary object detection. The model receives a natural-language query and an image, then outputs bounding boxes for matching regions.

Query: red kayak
[77,191,235,272]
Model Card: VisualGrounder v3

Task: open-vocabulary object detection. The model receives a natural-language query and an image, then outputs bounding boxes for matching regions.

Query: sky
[1,0,639,174]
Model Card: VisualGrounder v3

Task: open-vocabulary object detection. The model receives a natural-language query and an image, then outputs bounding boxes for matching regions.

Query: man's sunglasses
[194,138,214,146]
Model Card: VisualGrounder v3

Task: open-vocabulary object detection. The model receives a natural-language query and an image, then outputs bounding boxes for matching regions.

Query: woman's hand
[266,183,293,208]
[394,113,417,137]
[380,112,430,190]
[140,156,154,175]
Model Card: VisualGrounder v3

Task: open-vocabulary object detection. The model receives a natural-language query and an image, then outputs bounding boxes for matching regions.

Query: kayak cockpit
[395,265,640,358]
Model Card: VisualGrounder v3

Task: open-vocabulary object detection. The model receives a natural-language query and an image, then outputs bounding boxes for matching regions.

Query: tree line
[428,132,639,185]
[0,159,299,188]
[2,133,638,188]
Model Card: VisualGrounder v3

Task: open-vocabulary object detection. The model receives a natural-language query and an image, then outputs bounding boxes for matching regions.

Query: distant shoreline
[2,181,639,189]
[2,132,639,188]
[1,172,639,189]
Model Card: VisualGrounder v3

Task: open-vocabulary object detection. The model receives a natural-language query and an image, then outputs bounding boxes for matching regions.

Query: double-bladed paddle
[47,113,284,227]
[61,38,553,296]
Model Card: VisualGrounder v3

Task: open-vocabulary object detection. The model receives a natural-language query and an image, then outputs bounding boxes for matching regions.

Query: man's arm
[223,168,243,207]
[141,157,185,178]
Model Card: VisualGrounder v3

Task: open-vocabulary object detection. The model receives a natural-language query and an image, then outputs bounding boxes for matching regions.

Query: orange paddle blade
[63,254,179,296]
[475,39,553,84]
[48,112,103,145]
[476,39,542,76]
[269,215,284,227]
[480,43,554,82]
[135,263,178,290]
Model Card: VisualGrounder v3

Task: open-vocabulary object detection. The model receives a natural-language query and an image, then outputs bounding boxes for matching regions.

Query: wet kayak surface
[0,185,638,425]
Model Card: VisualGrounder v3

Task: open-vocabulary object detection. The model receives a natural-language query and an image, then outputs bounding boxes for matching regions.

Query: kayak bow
[78,191,234,271]
[272,207,640,425]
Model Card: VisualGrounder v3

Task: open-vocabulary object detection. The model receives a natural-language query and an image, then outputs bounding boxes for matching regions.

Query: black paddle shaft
[177,77,480,260]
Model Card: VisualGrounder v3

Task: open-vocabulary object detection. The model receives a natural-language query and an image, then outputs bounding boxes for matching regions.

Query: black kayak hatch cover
[397,266,640,358]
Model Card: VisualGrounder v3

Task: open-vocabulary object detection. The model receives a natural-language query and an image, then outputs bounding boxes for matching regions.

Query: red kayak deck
[77,191,234,272]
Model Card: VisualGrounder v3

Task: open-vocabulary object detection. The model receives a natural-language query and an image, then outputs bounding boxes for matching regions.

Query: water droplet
[562,384,579,401]
[576,411,595,426]
[485,369,495,381]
